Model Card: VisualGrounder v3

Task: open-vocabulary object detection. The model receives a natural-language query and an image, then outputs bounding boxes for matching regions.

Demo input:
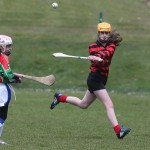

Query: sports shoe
[0,139,8,145]
[117,125,131,139]
[50,93,62,110]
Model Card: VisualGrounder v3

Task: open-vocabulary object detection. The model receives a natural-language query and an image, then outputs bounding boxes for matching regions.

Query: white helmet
[0,35,13,55]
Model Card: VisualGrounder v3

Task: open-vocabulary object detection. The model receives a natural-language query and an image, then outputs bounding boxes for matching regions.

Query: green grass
[0,90,150,150]
[0,0,149,92]
[0,0,150,149]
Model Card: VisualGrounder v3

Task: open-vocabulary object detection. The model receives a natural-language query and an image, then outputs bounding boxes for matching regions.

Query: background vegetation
[0,0,149,92]
[0,0,150,149]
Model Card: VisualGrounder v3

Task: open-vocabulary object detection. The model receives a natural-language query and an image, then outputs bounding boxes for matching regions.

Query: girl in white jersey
[0,35,21,144]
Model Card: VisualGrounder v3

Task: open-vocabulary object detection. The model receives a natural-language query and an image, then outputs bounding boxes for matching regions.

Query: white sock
[0,123,4,137]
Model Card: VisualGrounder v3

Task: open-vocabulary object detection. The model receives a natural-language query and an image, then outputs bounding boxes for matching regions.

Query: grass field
[0,90,150,150]
[0,0,150,92]
[0,0,150,149]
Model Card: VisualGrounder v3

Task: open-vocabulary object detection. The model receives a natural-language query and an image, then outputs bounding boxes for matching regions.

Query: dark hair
[108,29,123,46]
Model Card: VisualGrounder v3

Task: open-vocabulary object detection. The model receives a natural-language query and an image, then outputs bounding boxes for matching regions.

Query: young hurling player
[0,35,21,144]
[50,22,131,139]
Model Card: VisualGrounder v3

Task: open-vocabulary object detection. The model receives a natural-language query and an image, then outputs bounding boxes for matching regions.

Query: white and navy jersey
[0,83,11,107]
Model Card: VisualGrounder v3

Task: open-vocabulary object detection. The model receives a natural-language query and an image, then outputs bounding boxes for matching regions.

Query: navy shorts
[0,105,8,121]
[87,72,108,93]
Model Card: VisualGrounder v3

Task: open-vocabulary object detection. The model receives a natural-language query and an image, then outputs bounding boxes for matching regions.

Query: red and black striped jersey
[89,41,116,77]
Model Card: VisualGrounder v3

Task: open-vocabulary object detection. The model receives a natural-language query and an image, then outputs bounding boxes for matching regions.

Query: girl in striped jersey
[0,35,21,144]
[50,22,131,139]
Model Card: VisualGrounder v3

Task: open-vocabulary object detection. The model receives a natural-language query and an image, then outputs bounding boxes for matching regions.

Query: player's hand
[88,55,103,62]
[13,75,22,83]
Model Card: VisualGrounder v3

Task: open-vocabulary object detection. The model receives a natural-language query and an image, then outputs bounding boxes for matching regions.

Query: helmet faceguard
[0,35,13,56]
[97,22,111,43]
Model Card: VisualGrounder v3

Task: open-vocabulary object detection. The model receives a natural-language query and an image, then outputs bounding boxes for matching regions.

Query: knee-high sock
[0,118,4,137]
[0,123,4,137]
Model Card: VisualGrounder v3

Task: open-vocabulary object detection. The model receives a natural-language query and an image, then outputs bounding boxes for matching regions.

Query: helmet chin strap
[0,45,12,56]
[100,39,108,43]
[98,37,108,43]
[1,49,11,56]
[3,51,11,56]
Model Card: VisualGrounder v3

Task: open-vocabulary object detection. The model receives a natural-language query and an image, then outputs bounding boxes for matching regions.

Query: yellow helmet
[97,22,111,32]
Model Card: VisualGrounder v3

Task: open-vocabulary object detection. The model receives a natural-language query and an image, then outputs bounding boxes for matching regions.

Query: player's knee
[80,103,89,109]
[104,100,114,110]
[0,115,7,122]
[0,123,3,128]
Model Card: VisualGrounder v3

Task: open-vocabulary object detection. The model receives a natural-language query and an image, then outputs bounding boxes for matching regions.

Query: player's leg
[94,89,131,139]
[0,105,8,144]
[50,90,96,109]
[0,117,5,138]
[0,105,8,137]
[0,83,11,144]
[66,90,96,108]
[94,89,118,127]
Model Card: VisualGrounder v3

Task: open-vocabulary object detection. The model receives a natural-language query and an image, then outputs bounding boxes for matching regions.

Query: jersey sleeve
[95,43,116,59]
[0,55,14,83]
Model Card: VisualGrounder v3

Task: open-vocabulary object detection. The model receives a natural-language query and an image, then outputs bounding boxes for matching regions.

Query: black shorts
[87,72,108,93]
[0,105,8,121]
